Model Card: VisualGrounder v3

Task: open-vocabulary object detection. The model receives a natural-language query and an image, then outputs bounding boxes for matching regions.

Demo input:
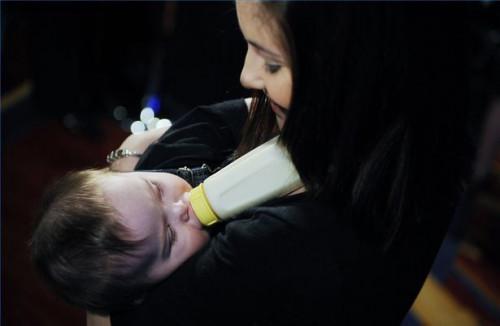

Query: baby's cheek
[182,228,209,250]
[193,230,210,251]
[199,230,210,246]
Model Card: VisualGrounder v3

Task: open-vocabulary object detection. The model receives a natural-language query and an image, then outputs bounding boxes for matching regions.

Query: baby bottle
[189,136,302,226]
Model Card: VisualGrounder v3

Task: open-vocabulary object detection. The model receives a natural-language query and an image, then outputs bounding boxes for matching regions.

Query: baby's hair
[31,169,152,314]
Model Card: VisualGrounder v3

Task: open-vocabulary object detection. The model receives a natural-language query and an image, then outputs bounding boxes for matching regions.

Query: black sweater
[112,99,450,325]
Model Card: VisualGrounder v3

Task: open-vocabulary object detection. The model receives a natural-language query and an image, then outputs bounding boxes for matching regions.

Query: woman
[109,2,471,325]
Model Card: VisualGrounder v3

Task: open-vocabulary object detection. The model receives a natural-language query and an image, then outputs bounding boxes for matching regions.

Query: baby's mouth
[184,192,203,229]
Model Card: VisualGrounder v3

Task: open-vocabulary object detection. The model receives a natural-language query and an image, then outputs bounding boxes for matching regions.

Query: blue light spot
[145,96,161,114]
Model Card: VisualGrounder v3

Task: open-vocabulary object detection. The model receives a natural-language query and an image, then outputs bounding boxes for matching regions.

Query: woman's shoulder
[177,98,249,145]
[166,98,247,132]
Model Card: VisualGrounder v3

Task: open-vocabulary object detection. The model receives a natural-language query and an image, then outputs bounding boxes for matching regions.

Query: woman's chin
[276,116,286,130]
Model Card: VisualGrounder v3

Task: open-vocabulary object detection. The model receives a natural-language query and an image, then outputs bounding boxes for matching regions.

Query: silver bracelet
[106,149,142,164]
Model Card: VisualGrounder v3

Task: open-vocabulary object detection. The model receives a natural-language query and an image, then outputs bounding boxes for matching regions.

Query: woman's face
[100,172,209,283]
[237,2,292,130]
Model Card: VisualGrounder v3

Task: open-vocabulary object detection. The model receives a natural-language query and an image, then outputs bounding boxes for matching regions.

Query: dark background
[2,2,500,326]
[2,2,247,325]
[2,2,248,140]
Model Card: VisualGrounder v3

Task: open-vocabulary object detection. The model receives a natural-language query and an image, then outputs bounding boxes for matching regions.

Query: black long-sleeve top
[111,99,451,325]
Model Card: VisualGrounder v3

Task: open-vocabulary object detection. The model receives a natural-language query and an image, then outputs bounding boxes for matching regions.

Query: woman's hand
[110,127,169,172]
[86,312,110,326]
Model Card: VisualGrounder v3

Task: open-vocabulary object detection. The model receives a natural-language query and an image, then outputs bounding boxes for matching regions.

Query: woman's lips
[270,100,288,119]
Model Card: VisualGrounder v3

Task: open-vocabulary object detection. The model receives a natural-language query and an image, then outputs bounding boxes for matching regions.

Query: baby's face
[100,171,209,283]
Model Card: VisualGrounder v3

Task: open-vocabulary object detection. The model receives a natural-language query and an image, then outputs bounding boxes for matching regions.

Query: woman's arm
[110,200,335,325]
[134,99,248,171]
[91,99,250,324]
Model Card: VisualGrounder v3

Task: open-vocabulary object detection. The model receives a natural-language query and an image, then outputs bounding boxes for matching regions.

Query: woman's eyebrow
[247,39,282,60]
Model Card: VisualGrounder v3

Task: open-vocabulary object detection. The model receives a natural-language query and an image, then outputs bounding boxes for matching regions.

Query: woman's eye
[265,63,282,74]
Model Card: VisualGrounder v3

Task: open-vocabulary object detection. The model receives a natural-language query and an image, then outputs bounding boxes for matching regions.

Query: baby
[30,168,209,315]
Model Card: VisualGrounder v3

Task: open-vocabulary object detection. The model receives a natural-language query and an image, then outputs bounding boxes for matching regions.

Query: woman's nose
[240,50,264,90]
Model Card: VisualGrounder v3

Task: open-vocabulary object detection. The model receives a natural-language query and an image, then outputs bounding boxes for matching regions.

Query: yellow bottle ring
[189,184,219,226]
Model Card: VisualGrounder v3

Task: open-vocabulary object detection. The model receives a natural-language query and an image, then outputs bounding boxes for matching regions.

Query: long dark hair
[238,3,472,249]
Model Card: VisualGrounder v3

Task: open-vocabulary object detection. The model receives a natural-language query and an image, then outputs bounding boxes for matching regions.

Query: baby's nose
[169,200,189,223]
